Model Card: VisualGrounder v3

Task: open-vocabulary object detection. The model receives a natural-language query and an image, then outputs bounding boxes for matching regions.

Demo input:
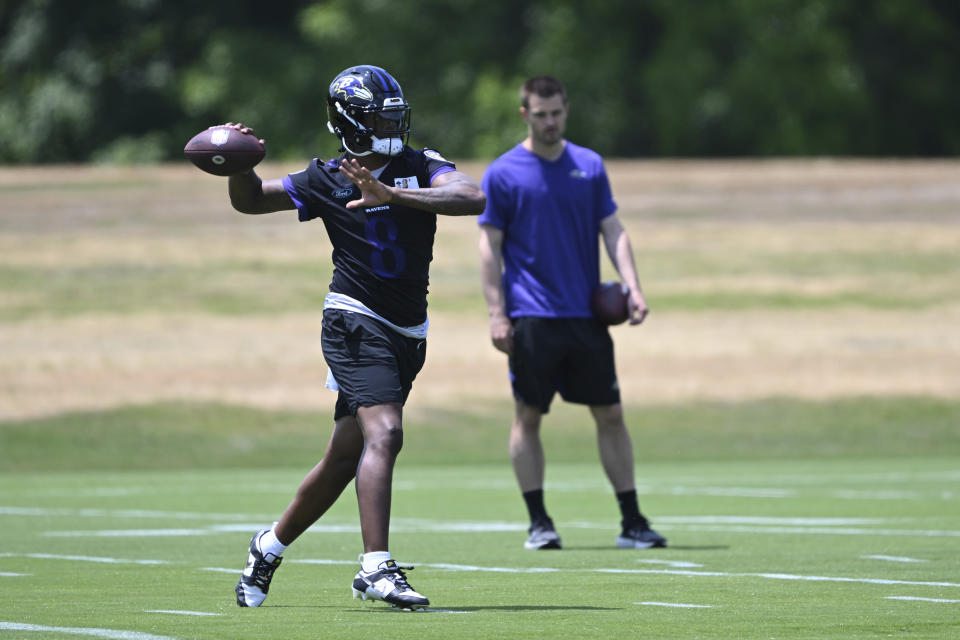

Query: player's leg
[235,413,364,607]
[353,402,404,553]
[590,402,635,493]
[508,317,563,549]
[564,321,624,467]
[511,401,562,549]
[350,401,429,609]
[510,400,545,493]
[563,319,666,549]
[590,403,666,549]
[316,310,429,607]
[274,414,365,544]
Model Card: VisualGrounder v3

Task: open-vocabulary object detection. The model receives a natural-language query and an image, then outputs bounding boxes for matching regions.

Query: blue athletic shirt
[479,142,616,318]
[283,147,455,327]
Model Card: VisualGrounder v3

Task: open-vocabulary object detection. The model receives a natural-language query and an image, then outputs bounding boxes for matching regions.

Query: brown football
[183,125,265,176]
[591,281,629,325]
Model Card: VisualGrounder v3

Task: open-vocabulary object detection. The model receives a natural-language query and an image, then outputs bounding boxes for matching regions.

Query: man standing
[478,76,666,551]
[224,65,485,609]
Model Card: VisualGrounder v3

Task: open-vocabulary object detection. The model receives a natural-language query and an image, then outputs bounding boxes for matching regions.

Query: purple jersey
[479,142,616,318]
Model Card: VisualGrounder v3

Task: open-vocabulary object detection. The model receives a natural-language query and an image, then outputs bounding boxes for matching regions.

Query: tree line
[1,0,958,163]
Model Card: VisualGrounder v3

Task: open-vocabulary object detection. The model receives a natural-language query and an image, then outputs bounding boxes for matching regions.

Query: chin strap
[327,111,404,157]
[340,134,403,157]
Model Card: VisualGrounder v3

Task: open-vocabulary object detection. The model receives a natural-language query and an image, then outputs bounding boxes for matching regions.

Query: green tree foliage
[644,0,960,156]
[1,0,958,162]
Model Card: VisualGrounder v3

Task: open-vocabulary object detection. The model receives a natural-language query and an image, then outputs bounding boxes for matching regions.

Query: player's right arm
[479,224,513,355]
[228,169,295,214]
[220,122,295,215]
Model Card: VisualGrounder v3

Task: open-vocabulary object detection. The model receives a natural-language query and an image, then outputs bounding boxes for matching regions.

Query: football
[591,281,630,325]
[183,125,265,176]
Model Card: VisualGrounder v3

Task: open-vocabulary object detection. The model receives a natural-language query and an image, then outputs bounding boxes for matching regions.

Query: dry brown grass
[2,160,958,421]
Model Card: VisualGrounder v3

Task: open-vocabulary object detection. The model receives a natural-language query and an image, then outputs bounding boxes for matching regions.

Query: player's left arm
[600,213,649,325]
[340,158,485,216]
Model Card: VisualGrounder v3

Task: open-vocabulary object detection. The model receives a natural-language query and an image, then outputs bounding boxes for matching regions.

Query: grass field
[3,459,959,639]
[2,159,959,638]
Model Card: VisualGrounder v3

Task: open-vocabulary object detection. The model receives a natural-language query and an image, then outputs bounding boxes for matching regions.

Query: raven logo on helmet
[331,77,375,104]
[326,65,411,157]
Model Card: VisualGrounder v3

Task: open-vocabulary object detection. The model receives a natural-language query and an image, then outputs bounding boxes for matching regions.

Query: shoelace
[251,555,281,589]
[384,565,415,591]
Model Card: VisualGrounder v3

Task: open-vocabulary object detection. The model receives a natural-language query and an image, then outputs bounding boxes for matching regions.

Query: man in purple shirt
[478,76,666,551]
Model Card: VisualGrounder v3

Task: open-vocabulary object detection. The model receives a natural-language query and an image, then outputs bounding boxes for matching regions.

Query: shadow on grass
[365,605,622,613]
[269,605,621,612]
[563,545,729,551]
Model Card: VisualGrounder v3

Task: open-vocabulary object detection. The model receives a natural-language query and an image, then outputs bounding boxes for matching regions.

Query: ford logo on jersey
[332,187,354,199]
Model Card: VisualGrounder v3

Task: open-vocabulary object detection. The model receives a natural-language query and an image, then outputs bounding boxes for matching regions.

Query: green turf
[0,261,338,320]
[3,163,958,638]
[3,396,959,472]
[2,243,957,319]
[2,459,958,639]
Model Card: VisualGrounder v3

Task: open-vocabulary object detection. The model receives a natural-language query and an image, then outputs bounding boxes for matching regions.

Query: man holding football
[478,76,666,551]
[223,64,484,610]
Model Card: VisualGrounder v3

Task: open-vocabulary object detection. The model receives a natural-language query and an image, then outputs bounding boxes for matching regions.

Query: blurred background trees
[1,0,958,163]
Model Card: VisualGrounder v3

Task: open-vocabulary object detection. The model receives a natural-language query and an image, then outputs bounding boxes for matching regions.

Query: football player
[229,64,485,610]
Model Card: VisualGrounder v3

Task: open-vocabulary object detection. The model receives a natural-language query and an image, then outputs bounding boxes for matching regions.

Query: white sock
[361,551,392,573]
[258,526,288,558]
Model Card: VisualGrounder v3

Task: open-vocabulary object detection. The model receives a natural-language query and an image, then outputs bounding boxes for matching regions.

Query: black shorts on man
[321,309,427,419]
[508,317,620,413]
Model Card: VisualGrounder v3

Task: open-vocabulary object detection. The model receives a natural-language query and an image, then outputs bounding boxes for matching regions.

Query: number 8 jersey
[282,147,456,327]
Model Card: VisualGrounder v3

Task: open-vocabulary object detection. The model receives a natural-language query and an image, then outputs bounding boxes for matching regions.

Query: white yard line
[636,559,704,568]
[300,559,960,590]
[0,622,174,640]
[144,610,222,617]
[662,487,795,498]
[9,506,942,533]
[676,524,960,538]
[747,572,959,588]
[43,529,214,538]
[0,506,274,521]
[657,516,887,525]
[831,490,925,500]
[636,601,712,608]
[0,552,167,565]
[39,522,960,539]
[201,567,244,574]
[5,504,949,526]
[885,596,960,604]
[862,555,928,563]
[421,609,474,614]
[10,553,960,591]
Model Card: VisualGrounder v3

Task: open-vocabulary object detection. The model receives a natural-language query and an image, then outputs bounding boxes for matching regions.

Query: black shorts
[321,309,427,420]
[509,316,620,414]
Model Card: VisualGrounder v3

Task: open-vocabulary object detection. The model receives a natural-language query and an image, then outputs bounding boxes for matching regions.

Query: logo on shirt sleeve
[424,149,447,161]
[394,176,421,189]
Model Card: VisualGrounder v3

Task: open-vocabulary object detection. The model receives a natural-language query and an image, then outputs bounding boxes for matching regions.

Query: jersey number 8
[365,217,406,278]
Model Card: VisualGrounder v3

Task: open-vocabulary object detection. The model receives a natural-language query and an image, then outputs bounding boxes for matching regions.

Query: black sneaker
[524,518,562,550]
[235,530,283,607]
[352,559,429,610]
[616,517,667,549]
